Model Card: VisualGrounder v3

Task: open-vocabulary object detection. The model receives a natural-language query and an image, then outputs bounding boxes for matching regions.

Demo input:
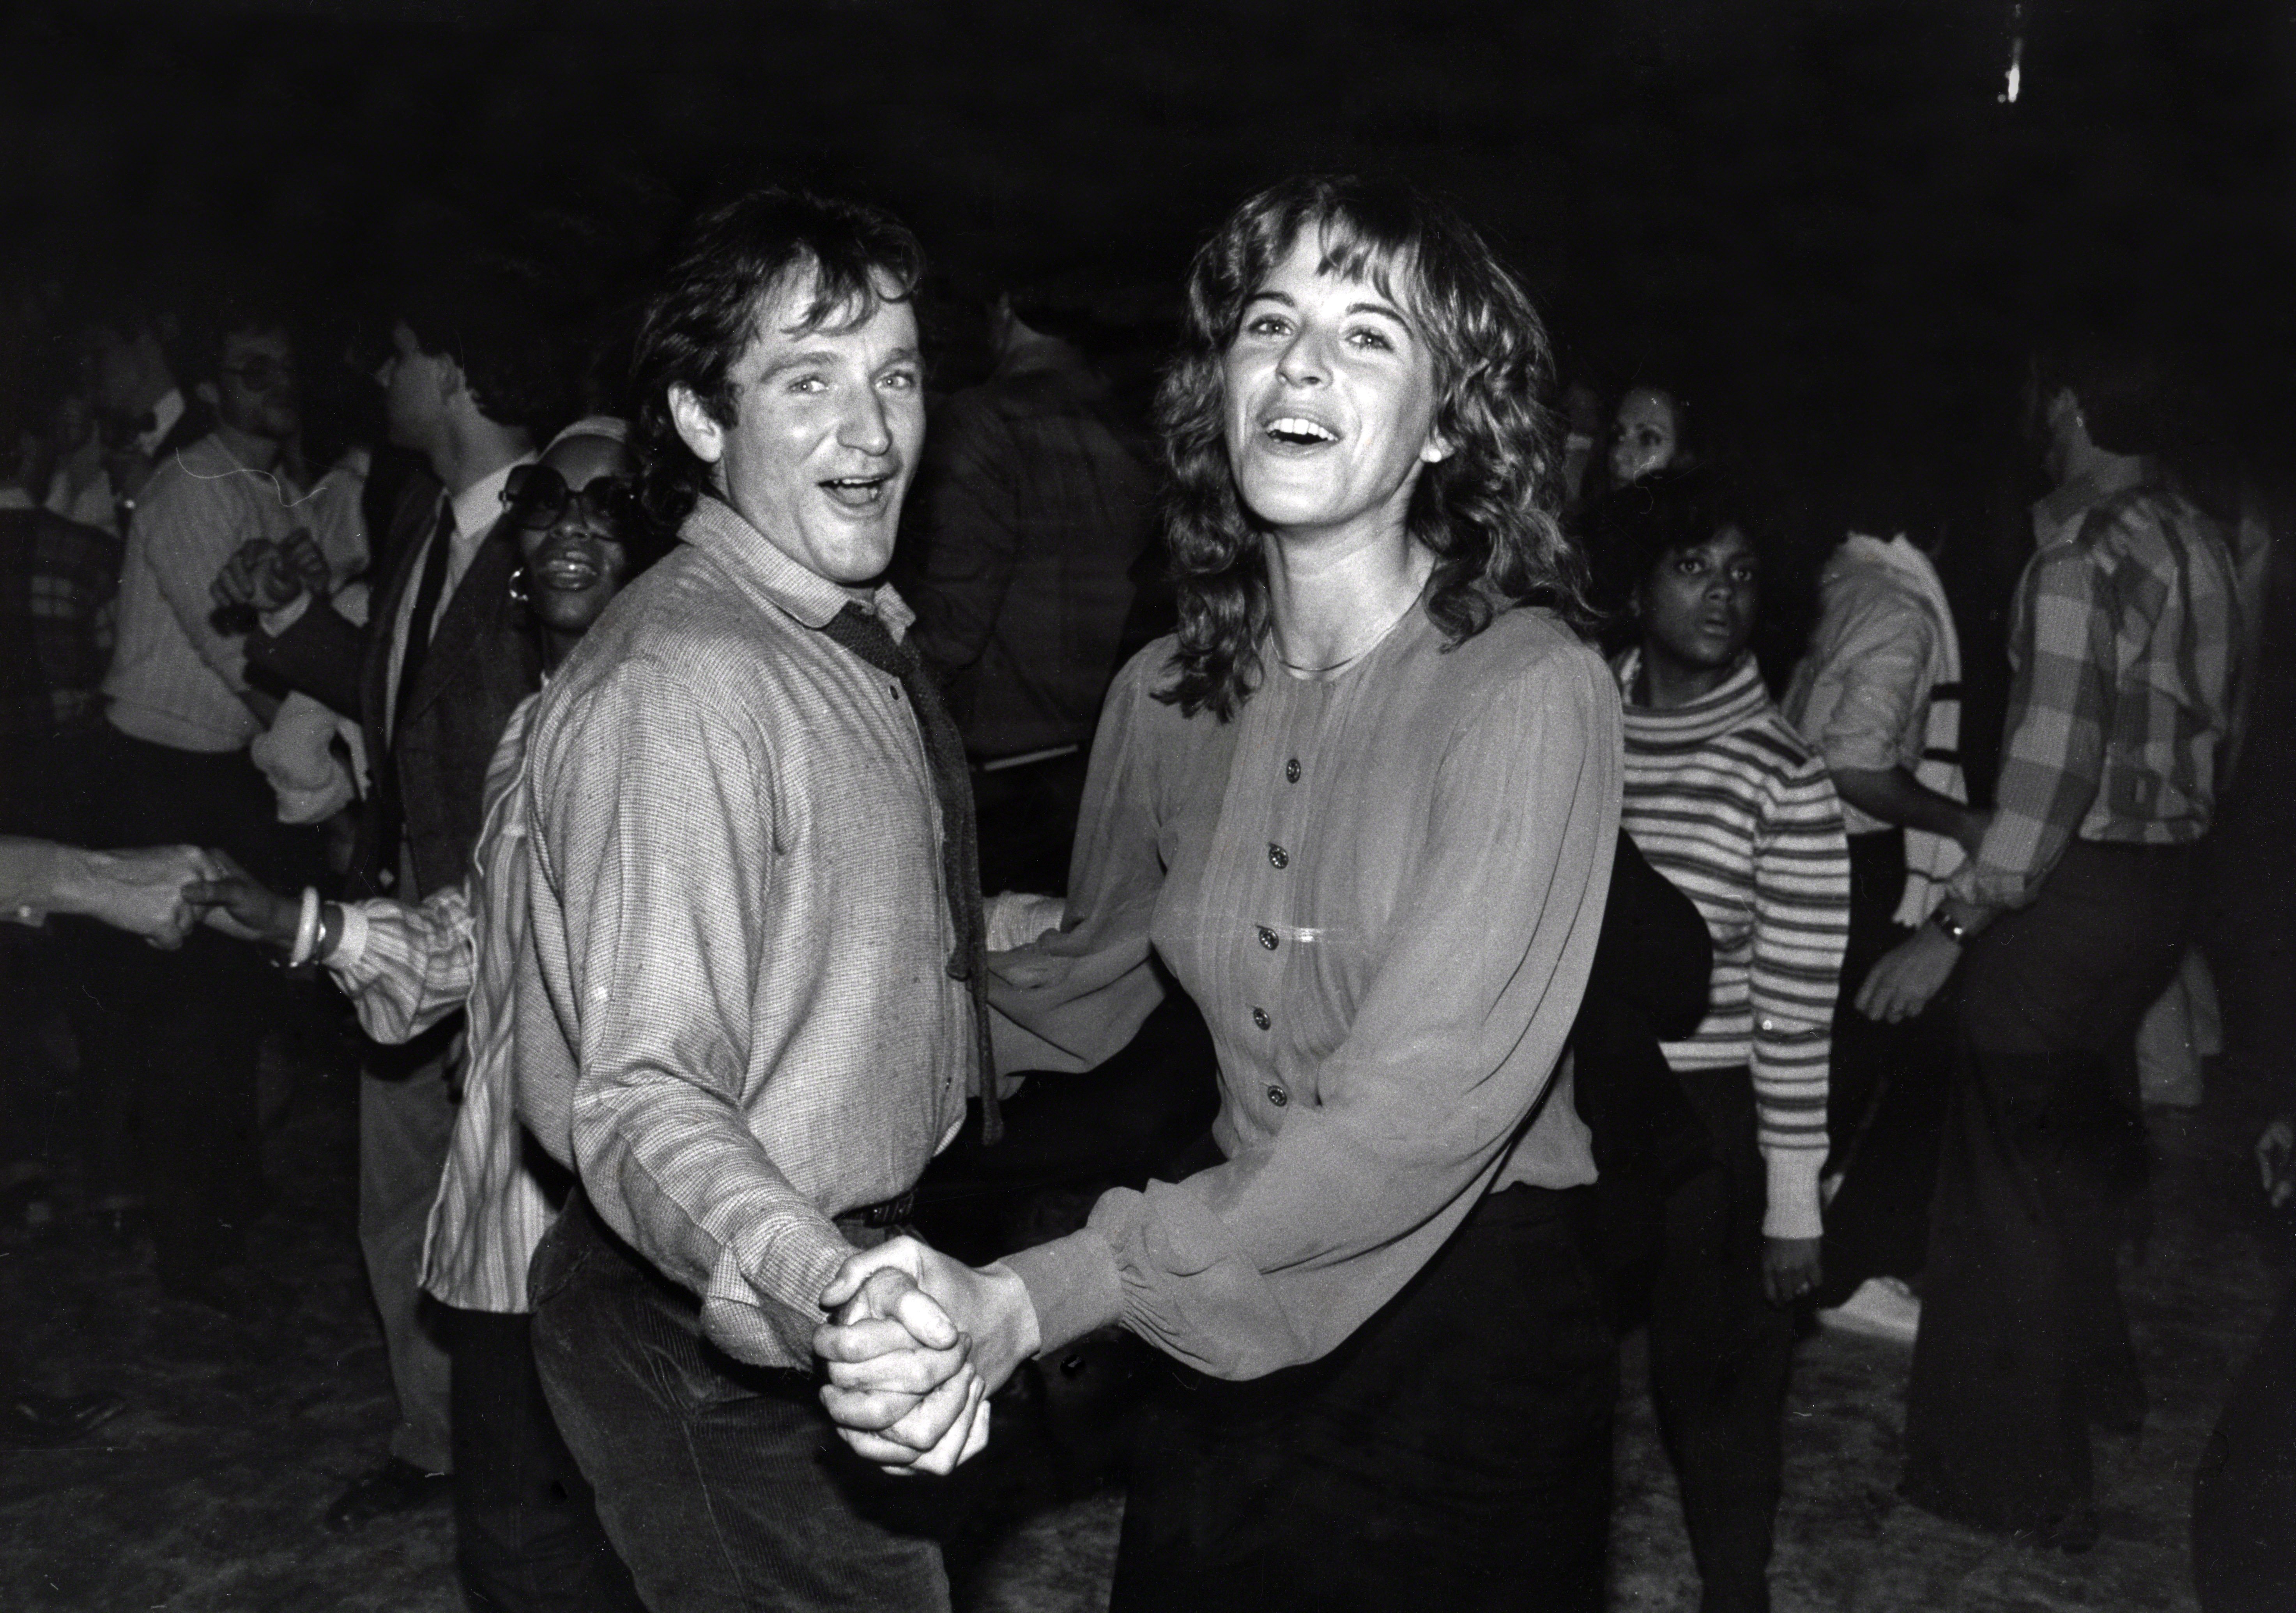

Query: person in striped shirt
[1612,467,1850,1613]
[188,418,654,1613]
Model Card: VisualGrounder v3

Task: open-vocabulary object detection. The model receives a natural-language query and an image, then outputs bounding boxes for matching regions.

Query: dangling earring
[507,564,530,608]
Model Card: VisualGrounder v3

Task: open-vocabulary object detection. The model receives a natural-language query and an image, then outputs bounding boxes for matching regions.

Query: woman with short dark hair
[1612,469,1850,1613]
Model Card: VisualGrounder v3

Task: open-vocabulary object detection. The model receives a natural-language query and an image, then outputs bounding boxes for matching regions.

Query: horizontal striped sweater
[1616,651,1850,1240]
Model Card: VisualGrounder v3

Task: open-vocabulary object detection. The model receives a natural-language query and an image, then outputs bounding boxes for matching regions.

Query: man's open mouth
[821,475,894,509]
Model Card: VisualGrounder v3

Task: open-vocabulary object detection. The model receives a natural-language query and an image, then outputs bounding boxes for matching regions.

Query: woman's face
[1608,387,1681,486]
[510,432,636,641]
[1638,523,1759,676]
[1221,233,1448,545]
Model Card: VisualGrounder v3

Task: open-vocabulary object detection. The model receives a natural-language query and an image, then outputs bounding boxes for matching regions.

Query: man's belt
[840,1189,916,1229]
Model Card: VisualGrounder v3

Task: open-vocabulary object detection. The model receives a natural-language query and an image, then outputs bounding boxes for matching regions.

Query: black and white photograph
[1,3,2289,1609]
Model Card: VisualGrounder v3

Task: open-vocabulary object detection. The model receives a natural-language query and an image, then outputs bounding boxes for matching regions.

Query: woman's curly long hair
[1153,175,1586,720]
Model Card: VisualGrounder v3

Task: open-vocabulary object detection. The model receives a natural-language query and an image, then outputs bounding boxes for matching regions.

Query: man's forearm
[1831,765,1977,845]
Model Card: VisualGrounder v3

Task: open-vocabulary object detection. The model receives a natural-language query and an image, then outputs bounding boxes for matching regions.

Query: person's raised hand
[211,538,274,612]
[280,528,333,601]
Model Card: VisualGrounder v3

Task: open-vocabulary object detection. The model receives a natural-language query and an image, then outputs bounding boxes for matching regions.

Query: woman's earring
[508,564,529,608]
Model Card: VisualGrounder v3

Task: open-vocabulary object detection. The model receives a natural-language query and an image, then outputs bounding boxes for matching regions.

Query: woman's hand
[183,853,301,948]
[1762,1235,1822,1307]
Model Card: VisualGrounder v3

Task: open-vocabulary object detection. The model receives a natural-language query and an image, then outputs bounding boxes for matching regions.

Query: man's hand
[182,851,299,947]
[279,528,332,600]
[815,1236,1038,1475]
[1762,1235,1823,1307]
[2257,1117,2295,1211]
[1857,925,1961,1023]
[73,845,216,947]
[212,537,313,616]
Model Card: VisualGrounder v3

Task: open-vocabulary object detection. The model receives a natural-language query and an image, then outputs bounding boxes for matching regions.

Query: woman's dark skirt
[1109,1181,1615,1613]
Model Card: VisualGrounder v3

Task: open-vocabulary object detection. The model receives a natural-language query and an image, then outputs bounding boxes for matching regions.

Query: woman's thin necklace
[1274,573,1427,678]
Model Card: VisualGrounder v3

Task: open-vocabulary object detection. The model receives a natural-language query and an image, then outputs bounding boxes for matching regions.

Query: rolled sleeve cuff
[999,1226,1125,1358]
[1944,860,2028,913]
[704,1217,852,1368]
[327,901,373,970]
[1763,1148,1825,1241]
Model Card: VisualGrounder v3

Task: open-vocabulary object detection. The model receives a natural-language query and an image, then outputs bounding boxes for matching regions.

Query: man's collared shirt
[134,389,186,458]
[1949,469,2239,913]
[511,496,973,1369]
[382,458,526,736]
[1783,534,1957,837]
[104,433,303,753]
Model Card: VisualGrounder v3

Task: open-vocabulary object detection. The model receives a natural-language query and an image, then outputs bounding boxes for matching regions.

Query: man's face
[81,325,157,416]
[210,327,300,442]
[672,269,925,585]
[375,321,451,455]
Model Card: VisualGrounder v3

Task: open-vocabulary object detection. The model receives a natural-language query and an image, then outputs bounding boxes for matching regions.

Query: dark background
[4,0,2288,654]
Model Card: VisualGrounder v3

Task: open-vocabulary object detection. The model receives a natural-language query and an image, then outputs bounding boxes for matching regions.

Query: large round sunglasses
[501,463,642,531]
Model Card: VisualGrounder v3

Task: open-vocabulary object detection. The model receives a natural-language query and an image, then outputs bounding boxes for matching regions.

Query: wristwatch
[1928,906,1972,945]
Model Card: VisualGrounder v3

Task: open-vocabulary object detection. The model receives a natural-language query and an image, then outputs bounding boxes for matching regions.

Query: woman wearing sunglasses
[188,417,661,1612]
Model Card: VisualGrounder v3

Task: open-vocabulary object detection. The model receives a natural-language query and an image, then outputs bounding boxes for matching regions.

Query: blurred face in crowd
[207,325,300,443]
[1221,232,1448,548]
[506,430,639,645]
[1638,522,1759,681]
[375,321,451,457]
[1609,386,1682,486]
[80,323,169,417]
[669,262,925,585]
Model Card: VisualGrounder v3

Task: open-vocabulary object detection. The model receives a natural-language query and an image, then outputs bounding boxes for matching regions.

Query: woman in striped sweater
[1613,469,1850,1613]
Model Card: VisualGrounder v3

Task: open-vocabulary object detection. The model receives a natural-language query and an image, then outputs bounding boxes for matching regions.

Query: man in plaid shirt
[0,431,119,838]
[1861,341,2239,1549]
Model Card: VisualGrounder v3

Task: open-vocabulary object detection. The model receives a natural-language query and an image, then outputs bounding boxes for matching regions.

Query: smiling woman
[815,175,1623,1613]
[1154,173,1588,718]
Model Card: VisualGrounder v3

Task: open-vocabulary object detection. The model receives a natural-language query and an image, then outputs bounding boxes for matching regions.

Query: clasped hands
[212,528,331,617]
[71,845,223,948]
[813,1237,1038,1477]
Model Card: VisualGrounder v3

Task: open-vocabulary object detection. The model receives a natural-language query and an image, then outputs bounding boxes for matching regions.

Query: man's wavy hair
[400,260,573,439]
[1154,175,1585,720]
[627,187,925,541]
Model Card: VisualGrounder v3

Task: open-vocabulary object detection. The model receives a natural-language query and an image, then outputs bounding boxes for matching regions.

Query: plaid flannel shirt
[1950,472,2239,912]
[1,500,120,739]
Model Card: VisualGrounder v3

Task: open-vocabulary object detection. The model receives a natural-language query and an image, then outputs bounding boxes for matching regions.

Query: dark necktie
[363,500,454,895]
[393,499,456,741]
[819,602,1001,1144]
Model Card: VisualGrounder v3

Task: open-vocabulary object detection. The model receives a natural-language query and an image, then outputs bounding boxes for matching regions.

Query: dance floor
[2,1024,2284,1612]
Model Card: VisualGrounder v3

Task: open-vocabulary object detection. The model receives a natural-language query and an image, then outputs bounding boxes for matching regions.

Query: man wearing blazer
[243,265,561,1535]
